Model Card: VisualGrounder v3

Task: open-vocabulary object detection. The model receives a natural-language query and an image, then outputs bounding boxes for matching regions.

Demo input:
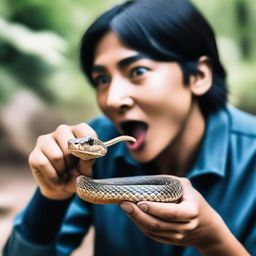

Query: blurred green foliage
[0,0,255,113]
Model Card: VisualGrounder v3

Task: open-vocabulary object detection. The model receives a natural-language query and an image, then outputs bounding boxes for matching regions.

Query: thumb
[76,159,95,177]
[64,162,94,193]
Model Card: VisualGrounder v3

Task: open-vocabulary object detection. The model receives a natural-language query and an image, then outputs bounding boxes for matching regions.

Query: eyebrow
[118,53,150,68]
[91,53,150,73]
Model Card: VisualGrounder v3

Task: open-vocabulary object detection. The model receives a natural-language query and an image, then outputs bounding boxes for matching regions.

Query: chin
[130,149,159,163]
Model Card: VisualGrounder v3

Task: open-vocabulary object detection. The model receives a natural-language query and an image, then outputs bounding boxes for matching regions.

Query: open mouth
[120,121,148,150]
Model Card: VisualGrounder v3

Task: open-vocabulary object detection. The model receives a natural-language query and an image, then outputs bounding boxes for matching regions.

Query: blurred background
[0,0,255,254]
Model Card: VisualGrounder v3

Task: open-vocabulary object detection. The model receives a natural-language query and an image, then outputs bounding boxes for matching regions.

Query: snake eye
[87,137,94,146]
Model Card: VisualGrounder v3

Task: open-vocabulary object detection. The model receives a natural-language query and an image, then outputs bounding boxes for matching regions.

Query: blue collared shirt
[3,106,256,255]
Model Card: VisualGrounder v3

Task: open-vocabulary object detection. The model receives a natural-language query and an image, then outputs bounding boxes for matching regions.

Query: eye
[86,137,94,146]
[93,75,110,87]
[130,67,149,78]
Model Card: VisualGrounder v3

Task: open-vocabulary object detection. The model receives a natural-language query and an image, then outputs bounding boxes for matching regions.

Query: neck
[155,102,205,176]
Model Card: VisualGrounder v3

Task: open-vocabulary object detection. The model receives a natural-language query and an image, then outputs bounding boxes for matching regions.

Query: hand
[28,123,97,200]
[120,178,249,255]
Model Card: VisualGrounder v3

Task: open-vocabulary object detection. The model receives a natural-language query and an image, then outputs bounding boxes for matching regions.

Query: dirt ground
[0,162,94,256]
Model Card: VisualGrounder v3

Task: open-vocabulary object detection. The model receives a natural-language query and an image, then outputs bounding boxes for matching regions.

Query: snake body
[68,136,183,204]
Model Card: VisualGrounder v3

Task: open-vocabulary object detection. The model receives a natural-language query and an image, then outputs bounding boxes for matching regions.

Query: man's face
[91,31,196,163]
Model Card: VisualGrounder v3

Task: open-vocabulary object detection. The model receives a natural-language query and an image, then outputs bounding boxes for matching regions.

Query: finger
[145,232,185,246]
[137,201,198,222]
[53,123,97,174]
[37,135,67,175]
[179,177,199,201]
[71,122,98,139]
[133,218,184,245]
[121,202,198,234]
[145,233,171,244]
[53,124,79,168]
[61,166,81,193]
[29,148,65,187]
[76,161,94,176]
[70,123,98,174]
[133,219,178,242]
[121,207,190,246]
[120,202,196,247]
[120,202,175,232]
[136,178,199,222]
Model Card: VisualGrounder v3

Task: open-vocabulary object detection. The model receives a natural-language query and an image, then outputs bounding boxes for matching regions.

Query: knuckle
[28,150,44,168]
[180,221,197,233]
[36,134,48,144]
[28,151,48,169]
[55,124,71,137]
[50,152,64,164]
[35,157,49,169]
[75,123,97,137]
[76,122,88,129]
[28,151,36,166]
[180,177,191,186]
[172,232,185,242]
[56,124,69,132]
[189,219,199,230]
[188,206,199,219]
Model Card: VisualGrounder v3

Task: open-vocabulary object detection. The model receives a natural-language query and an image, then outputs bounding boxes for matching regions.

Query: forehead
[93,31,139,65]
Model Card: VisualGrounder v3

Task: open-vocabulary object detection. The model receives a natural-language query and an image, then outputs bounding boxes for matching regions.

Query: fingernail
[138,203,148,212]
[120,203,133,214]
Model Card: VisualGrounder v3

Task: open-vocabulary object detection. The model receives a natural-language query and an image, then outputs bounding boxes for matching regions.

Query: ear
[189,56,212,96]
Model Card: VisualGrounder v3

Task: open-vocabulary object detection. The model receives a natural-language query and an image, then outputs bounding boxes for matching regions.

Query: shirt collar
[188,107,230,179]
[110,107,230,178]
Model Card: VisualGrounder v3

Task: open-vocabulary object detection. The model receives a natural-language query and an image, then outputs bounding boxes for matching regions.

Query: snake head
[86,137,95,146]
[68,137,107,160]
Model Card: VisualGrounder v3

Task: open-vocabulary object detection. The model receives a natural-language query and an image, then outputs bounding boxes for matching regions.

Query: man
[4,0,255,255]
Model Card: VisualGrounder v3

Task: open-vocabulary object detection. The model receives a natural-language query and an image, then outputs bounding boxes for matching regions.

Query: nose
[105,77,134,111]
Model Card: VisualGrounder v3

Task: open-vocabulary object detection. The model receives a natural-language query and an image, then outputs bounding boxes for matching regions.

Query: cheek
[140,92,193,162]
[142,82,192,121]
[166,88,192,118]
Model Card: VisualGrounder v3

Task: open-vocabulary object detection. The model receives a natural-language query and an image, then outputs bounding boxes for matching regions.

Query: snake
[68,136,183,204]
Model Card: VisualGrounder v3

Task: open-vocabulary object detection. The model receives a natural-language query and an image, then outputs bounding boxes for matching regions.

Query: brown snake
[68,136,183,204]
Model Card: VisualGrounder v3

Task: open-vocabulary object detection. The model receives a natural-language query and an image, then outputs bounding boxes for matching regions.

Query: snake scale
[68,136,183,204]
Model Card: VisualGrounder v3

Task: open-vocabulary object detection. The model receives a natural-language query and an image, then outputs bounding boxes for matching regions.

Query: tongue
[127,126,146,150]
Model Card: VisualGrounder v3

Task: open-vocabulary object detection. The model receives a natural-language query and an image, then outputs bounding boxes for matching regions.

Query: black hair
[80,0,228,116]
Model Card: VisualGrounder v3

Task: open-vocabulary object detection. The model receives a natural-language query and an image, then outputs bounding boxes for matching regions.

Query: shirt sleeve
[2,188,92,256]
[3,117,112,256]
[3,229,56,256]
